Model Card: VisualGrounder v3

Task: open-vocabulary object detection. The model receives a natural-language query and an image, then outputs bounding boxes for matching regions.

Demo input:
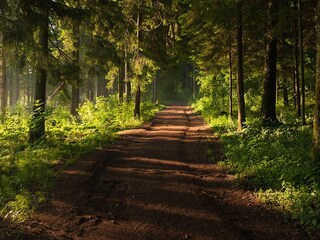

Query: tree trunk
[193,63,196,100]
[298,0,305,125]
[124,44,131,102]
[134,12,141,117]
[292,67,296,106]
[236,0,246,131]
[29,9,49,143]
[0,36,7,117]
[118,62,124,103]
[228,30,233,118]
[9,66,13,106]
[261,0,278,123]
[312,0,320,162]
[126,80,131,102]
[283,69,289,106]
[134,84,141,118]
[70,22,80,116]
[294,0,301,117]
[14,64,19,105]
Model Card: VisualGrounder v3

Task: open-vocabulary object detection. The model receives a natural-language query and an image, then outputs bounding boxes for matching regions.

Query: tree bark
[294,0,301,117]
[134,12,141,117]
[298,0,305,125]
[0,35,7,117]
[118,61,124,103]
[126,80,131,102]
[29,8,49,143]
[313,0,320,161]
[228,30,233,118]
[9,65,13,106]
[70,22,80,116]
[236,0,246,131]
[124,44,132,102]
[283,68,289,106]
[14,63,19,105]
[261,0,278,123]
[134,84,141,118]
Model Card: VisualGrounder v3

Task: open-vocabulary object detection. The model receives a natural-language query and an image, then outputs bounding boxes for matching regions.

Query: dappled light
[10,106,307,240]
[1,0,320,239]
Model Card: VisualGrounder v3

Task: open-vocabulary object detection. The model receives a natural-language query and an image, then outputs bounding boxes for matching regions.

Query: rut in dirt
[19,106,309,240]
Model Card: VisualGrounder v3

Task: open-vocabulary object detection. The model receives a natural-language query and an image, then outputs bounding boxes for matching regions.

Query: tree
[134,12,141,117]
[294,0,301,117]
[0,35,7,118]
[70,21,80,116]
[29,1,49,143]
[313,0,320,162]
[261,0,278,123]
[298,0,305,125]
[236,0,246,131]
[228,28,233,117]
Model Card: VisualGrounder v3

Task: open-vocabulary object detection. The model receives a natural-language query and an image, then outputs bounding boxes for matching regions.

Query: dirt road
[16,106,309,239]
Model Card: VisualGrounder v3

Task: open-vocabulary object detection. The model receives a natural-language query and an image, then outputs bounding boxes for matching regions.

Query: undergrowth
[193,98,320,231]
[0,96,162,222]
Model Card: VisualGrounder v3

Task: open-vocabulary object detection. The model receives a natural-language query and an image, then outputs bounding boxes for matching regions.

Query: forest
[1,0,320,238]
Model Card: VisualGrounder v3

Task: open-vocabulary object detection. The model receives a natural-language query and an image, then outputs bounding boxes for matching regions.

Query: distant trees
[0,0,184,142]
[1,0,319,150]
[180,0,317,128]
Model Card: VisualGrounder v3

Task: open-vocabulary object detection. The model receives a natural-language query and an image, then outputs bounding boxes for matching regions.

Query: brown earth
[1,106,313,239]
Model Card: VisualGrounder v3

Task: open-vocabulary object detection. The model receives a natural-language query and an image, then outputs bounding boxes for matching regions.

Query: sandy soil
[1,106,313,240]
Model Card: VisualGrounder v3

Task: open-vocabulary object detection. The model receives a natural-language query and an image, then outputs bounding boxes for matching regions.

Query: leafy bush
[0,98,161,222]
[194,97,320,230]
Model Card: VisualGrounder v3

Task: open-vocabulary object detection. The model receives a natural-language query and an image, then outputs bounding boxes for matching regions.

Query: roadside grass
[0,96,162,222]
[193,99,320,231]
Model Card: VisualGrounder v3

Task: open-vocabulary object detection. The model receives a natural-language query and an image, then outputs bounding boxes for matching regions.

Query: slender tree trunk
[0,35,7,117]
[118,61,124,103]
[134,84,141,118]
[70,22,80,116]
[9,66,13,106]
[298,0,305,125]
[294,0,301,117]
[292,67,296,106]
[124,44,132,102]
[27,68,31,106]
[14,64,19,104]
[261,0,278,123]
[193,63,196,100]
[283,69,289,106]
[312,0,320,161]
[134,12,141,117]
[126,81,131,102]
[236,0,246,131]
[228,30,233,117]
[29,9,49,143]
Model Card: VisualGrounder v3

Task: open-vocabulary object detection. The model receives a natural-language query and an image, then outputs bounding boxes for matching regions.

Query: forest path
[22,106,308,240]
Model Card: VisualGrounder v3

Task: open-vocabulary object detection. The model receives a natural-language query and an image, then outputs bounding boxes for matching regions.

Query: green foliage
[193,96,236,132]
[195,96,320,230]
[0,98,161,222]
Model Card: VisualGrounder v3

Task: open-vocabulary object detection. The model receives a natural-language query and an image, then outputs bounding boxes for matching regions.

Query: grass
[193,98,320,231]
[0,96,162,222]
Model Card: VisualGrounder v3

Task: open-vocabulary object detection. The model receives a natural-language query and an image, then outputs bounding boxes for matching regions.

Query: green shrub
[194,96,320,230]
[0,98,161,222]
